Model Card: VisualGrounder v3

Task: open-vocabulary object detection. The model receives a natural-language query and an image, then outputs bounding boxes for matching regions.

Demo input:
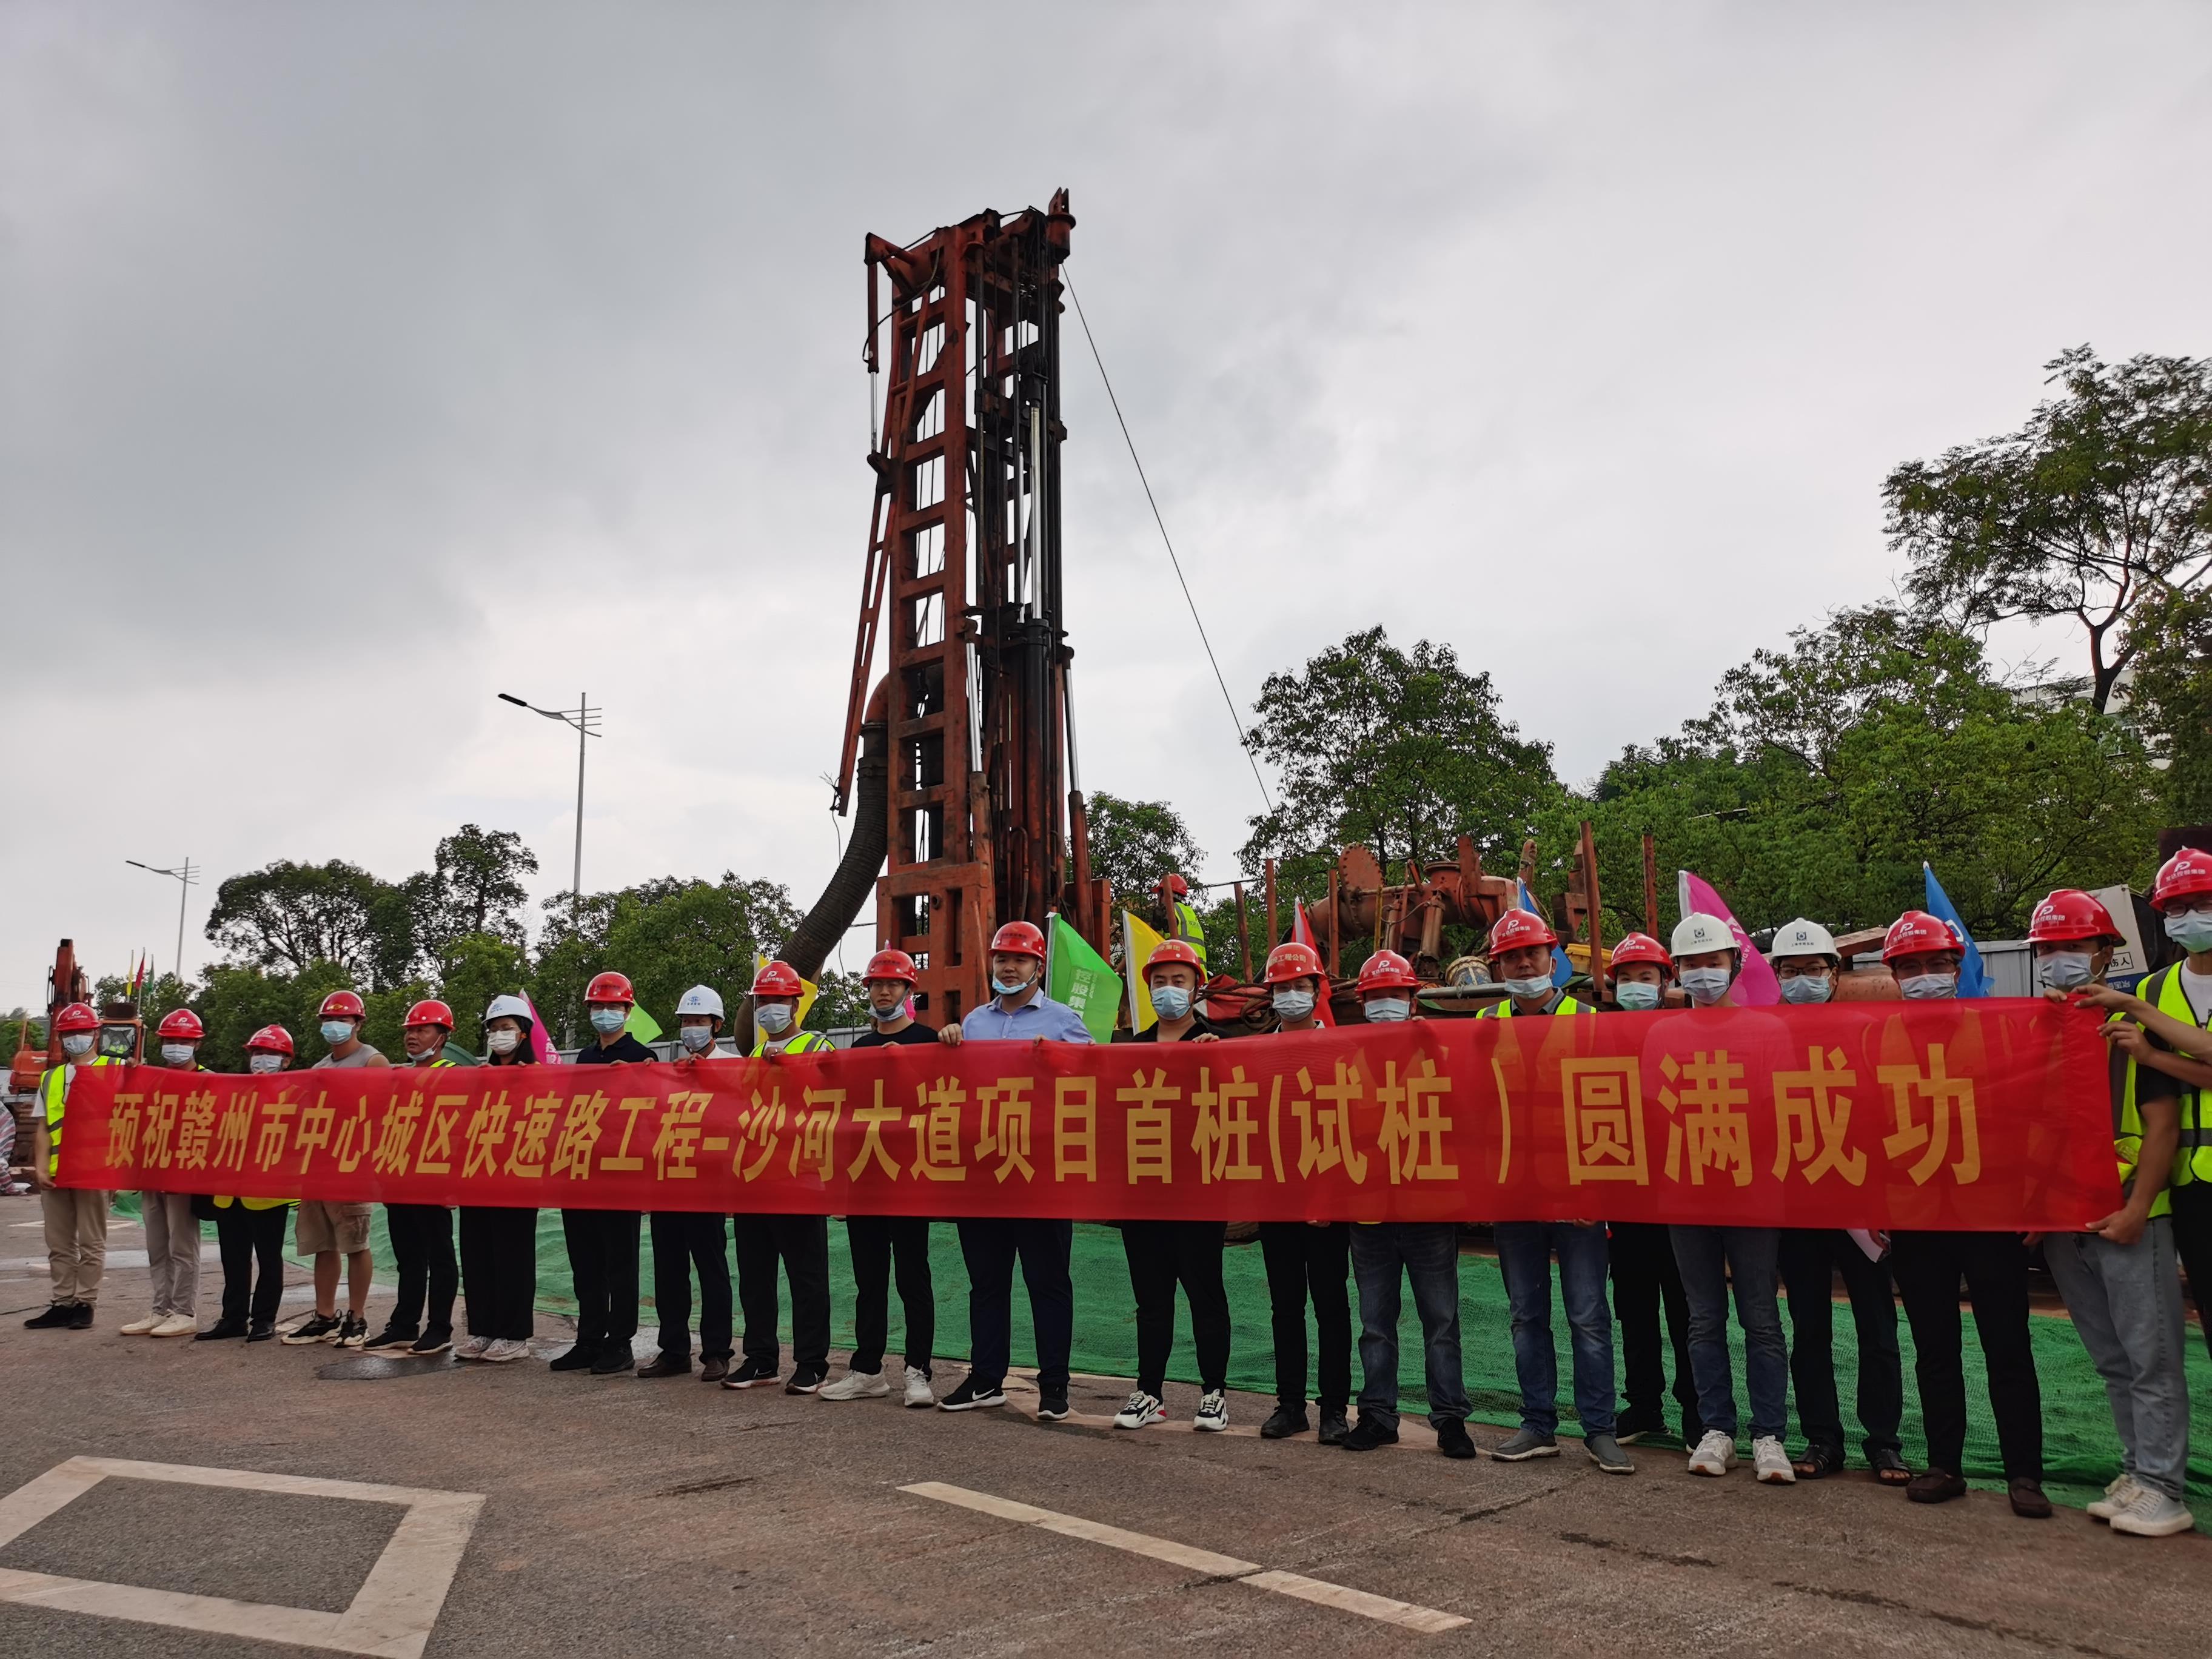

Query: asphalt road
[1,1205,2203,1658]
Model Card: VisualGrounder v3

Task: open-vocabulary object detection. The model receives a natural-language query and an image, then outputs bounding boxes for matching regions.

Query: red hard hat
[53,1001,99,1035]
[1882,910,1962,962]
[1264,941,1326,986]
[1144,939,1204,980]
[2152,846,2212,911]
[318,990,366,1021]
[988,920,1048,962]
[404,998,456,1031]
[2027,889,2121,945]
[1162,873,1190,897]
[749,960,804,998]
[1488,908,1558,956]
[155,1008,205,1041]
[246,1024,295,1057]
[1356,949,1420,994]
[584,970,635,1006]
[1606,933,1672,974]
[862,948,918,985]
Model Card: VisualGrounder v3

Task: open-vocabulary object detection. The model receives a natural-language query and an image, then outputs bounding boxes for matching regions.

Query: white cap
[677,985,725,1020]
[484,993,532,1025]
[1671,912,1739,958]
[1769,917,1838,960]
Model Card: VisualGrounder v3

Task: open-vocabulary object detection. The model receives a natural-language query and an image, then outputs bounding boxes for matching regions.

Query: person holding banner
[199,1025,297,1343]
[2031,890,2195,1538]
[455,996,538,1362]
[554,971,651,1379]
[283,990,386,1350]
[1113,939,1232,1433]
[640,985,736,1382]
[362,1000,462,1357]
[122,1008,207,1339]
[936,920,1088,1421]
[820,952,937,1407]
[1255,940,1353,1447]
[1664,913,1795,1485]
[1880,910,2050,1518]
[25,1002,116,1332]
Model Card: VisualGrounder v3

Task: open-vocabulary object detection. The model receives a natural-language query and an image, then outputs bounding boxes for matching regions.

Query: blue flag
[1518,880,1576,987]
[1922,863,1989,998]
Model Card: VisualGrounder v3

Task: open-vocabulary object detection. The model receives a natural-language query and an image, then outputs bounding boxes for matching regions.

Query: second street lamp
[498,691,600,933]
[126,856,199,987]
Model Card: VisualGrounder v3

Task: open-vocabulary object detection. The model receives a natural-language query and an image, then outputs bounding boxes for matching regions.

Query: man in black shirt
[819,950,940,1407]
[555,970,652,1378]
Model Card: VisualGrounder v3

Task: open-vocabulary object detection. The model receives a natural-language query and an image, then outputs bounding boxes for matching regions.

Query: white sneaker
[453,1335,494,1361]
[1113,1389,1166,1430]
[119,1313,162,1335]
[902,1366,935,1408]
[151,1313,198,1338]
[2110,1487,2197,1537]
[1194,1390,1228,1432]
[1752,1436,1795,1484]
[481,1338,531,1363]
[2088,1473,2143,1521]
[819,1369,890,1401]
[1687,1430,1738,1476]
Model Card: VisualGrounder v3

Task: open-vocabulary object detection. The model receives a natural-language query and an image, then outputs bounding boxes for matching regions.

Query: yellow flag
[755,953,819,1029]
[1121,911,1166,1031]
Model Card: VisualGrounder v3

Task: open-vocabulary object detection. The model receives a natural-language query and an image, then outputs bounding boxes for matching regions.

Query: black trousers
[1122,1221,1231,1395]
[846,1215,933,1375]
[732,1213,830,1371]
[563,1208,641,1350]
[1258,1221,1350,1413]
[1777,1228,1903,1460]
[459,1207,537,1340]
[385,1204,458,1336]
[650,1212,732,1362]
[215,1203,289,1326]
[1891,1229,2042,1480]
[956,1218,1073,1394]
[2171,1181,2212,1366]
[1608,1220,1698,1429]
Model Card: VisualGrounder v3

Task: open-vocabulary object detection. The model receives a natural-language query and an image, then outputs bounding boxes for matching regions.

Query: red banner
[59,1002,2119,1228]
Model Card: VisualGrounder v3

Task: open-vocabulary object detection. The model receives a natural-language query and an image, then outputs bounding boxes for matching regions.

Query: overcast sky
[5,3,2209,1009]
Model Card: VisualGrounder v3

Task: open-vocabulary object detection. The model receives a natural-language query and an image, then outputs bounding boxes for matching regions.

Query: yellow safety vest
[213,1059,300,1211]
[751,1029,836,1058]
[2130,964,2209,1190]
[1476,993,1589,1018]
[1171,901,1209,973]
[2110,1008,2176,1220]
[41,1056,119,1178]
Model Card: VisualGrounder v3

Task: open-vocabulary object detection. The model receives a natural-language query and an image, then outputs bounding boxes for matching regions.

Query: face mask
[1680,967,1732,1007]
[756,1004,794,1036]
[1272,988,1316,1022]
[248,1052,284,1074]
[679,1025,716,1054]
[991,976,1029,999]
[869,991,907,1022]
[588,1007,627,1036]
[2036,952,2094,991]
[1779,974,1833,1006]
[1899,972,1957,1002]
[160,1042,197,1066]
[320,1020,355,1045]
[486,1028,521,1055]
[1503,975,1552,1002]
[406,1037,441,1061]
[2165,911,2212,955]
[1150,985,1191,1021]
[1365,996,1410,1023]
[1614,981,1662,1011]
[61,1032,95,1058]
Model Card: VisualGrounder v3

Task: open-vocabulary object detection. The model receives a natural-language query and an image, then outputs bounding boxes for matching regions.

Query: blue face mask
[1779,974,1832,1005]
[1503,975,1552,1002]
[2165,911,2212,955]
[2036,953,2094,991]
[991,976,1028,999]
[588,1007,627,1035]
[756,1004,794,1036]
[1614,980,1662,1011]
[1364,996,1410,1023]
[320,1020,355,1045]
[1899,972,1957,1002]
[1678,967,1732,1007]
[1272,988,1315,1022]
[1150,985,1191,1021]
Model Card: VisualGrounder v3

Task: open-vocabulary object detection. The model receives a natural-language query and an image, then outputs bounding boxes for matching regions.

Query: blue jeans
[1495,1221,1617,1437]
[1669,1224,1787,1440]
[2044,1221,2190,1501]
[1349,1222,1470,1433]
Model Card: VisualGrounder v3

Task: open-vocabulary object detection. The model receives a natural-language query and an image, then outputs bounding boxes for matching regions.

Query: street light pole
[124,857,199,986]
[498,691,602,931]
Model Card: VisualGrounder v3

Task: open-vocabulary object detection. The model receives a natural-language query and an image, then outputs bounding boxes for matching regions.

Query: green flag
[625,1005,664,1044]
[1048,913,1123,1043]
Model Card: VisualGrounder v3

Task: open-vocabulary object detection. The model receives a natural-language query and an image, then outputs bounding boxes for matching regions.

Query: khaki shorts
[295,1199,373,1256]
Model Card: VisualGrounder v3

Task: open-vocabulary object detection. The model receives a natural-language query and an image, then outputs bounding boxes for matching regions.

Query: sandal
[1792,1443,1843,1481]
[1869,1447,1912,1486]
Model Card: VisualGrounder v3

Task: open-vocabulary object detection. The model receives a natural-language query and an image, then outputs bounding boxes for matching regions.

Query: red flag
[1291,900,1336,1026]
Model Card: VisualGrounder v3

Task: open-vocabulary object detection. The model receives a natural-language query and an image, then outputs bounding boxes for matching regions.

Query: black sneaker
[591,1345,634,1376]
[409,1329,453,1356]
[784,1365,827,1395]
[721,1355,780,1390]
[1434,1418,1478,1460]
[1317,1412,1350,1447]
[548,1342,598,1372]
[937,1376,1007,1411]
[1036,1391,1071,1421]
[1340,1416,1398,1452]
[282,1312,341,1346]
[360,1322,417,1353]
[1613,1404,1666,1446]
[1261,1404,1310,1439]
[246,1319,276,1342]
[334,1313,369,1349]
[196,1318,249,1342]
[67,1303,95,1330]
[24,1304,77,1330]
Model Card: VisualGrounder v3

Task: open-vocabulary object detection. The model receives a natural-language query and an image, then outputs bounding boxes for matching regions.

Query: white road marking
[0,1456,483,1658]
[901,1481,1469,1633]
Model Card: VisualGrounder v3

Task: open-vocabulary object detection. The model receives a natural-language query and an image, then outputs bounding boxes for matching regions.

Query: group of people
[24,848,2212,1539]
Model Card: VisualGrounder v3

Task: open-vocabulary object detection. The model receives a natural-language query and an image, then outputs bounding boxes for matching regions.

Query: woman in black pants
[197,1024,299,1343]
[455,996,539,1364]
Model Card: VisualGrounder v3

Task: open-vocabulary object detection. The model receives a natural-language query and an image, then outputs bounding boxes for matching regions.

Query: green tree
[433,932,534,1048]
[2123,582,2212,823]
[1085,792,1205,920]
[204,860,417,990]
[415,825,539,961]
[1887,346,2212,713]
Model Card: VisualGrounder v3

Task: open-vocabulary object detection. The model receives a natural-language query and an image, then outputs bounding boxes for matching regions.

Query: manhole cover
[315,1353,458,1380]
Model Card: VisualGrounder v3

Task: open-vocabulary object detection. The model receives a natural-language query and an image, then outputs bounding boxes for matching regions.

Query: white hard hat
[1671,912,1739,957]
[484,993,532,1025]
[1770,917,1838,960]
[677,985,725,1020]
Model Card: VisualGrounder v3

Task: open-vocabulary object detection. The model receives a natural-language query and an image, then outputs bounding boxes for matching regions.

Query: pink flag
[522,992,563,1063]
[1678,869,1780,1007]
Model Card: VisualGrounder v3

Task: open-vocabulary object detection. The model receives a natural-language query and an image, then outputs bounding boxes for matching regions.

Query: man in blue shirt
[936,920,1092,1418]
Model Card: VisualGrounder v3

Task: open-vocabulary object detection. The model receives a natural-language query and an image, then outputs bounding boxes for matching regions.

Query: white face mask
[1364,996,1410,1023]
[1679,967,1733,1007]
[486,1028,521,1055]
[160,1042,196,1067]
[1778,974,1832,1006]
[1272,988,1316,1022]
[61,1032,95,1058]
[1503,974,1552,1001]
[2165,910,2212,954]
[1614,980,1662,1011]
[2036,952,2094,991]
[679,1024,716,1054]
[248,1052,284,1074]
[868,988,908,1022]
[1899,971,1958,1002]
[756,1004,794,1036]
